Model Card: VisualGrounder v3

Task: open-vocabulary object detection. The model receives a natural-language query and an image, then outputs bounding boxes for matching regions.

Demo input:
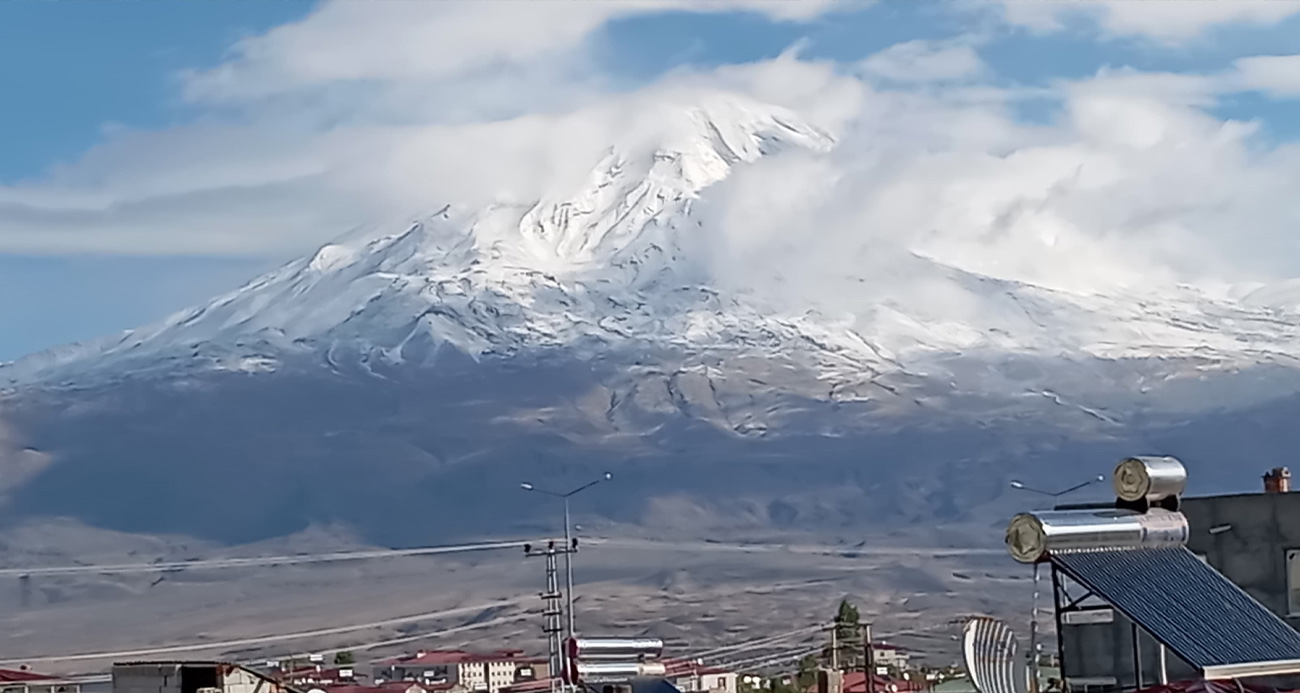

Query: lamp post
[521,472,612,642]
[1008,474,1105,693]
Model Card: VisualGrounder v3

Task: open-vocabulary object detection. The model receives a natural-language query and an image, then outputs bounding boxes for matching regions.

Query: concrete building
[1056,468,1300,691]
[112,663,300,693]
[662,661,737,693]
[868,646,910,673]
[375,651,546,693]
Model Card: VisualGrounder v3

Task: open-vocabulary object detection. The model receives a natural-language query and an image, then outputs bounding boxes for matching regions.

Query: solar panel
[1052,547,1300,678]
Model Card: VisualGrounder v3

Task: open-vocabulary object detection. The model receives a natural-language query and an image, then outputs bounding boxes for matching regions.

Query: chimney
[1264,467,1291,493]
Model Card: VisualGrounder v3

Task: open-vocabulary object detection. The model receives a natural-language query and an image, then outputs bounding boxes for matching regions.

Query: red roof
[500,679,559,693]
[0,669,61,683]
[840,672,925,693]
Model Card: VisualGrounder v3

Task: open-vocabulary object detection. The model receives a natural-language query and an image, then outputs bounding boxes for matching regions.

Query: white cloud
[7,0,1300,327]
[695,64,1300,311]
[1000,0,1300,42]
[182,0,841,106]
[1232,54,1300,97]
[858,40,986,83]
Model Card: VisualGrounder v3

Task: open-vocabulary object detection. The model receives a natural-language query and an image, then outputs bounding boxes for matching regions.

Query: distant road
[0,539,529,577]
[593,537,1004,556]
[0,536,1000,578]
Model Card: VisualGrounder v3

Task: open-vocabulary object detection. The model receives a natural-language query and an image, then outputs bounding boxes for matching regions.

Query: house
[0,669,82,693]
[375,651,547,693]
[1058,469,1300,690]
[660,661,736,693]
[112,662,301,693]
[868,646,909,673]
[836,672,925,693]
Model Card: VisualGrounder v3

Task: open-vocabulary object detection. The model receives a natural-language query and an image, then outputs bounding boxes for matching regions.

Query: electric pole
[526,540,573,693]
[862,624,876,693]
[831,625,839,671]
[521,473,612,644]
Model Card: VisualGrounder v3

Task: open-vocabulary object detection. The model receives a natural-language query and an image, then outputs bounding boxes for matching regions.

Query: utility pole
[526,540,573,693]
[1008,473,1105,693]
[862,624,876,693]
[831,625,839,671]
[521,473,612,644]
[1029,563,1041,693]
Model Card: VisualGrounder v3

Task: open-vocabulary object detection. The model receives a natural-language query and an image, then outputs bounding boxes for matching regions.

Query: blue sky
[3,0,1300,361]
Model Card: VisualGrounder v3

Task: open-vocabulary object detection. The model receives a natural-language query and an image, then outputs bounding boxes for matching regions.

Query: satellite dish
[962,617,1029,693]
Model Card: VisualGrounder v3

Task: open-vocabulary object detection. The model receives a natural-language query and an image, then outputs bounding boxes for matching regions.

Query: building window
[1289,550,1300,616]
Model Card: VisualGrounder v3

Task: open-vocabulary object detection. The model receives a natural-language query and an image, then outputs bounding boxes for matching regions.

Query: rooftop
[0,669,61,683]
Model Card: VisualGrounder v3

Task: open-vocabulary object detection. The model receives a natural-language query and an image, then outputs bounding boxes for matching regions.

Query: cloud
[1000,0,1300,42]
[182,0,840,107]
[2,0,851,257]
[7,0,1300,330]
[695,63,1300,314]
[1231,54,1300,97]
[858,40,986,83]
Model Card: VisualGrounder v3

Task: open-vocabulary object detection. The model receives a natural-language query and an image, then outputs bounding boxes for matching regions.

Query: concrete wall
[1058,492,1300,691]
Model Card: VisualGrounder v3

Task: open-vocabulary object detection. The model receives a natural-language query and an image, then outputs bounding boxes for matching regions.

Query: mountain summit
[3,95,837,387]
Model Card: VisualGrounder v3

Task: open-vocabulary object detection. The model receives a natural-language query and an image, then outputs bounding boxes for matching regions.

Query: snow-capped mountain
[6,93,1300,546]
[10,94,1300,421]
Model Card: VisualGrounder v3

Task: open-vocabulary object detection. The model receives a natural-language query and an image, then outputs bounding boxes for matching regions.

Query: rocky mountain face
[4,93,1300,547]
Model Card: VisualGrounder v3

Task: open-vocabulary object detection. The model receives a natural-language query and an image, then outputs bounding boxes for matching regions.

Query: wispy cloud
[998,0,1300,42]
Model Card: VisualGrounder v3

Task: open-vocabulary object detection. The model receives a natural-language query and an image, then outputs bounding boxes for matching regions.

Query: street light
[1008,473,1105,693]
[521,472,612,642]
[1007,475,1105,498]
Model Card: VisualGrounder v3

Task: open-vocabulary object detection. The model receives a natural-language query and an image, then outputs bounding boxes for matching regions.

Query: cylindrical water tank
[1113,456,1186,504]
[570,638,664,660]
[574,662,667,682]
[1005,507,1189,563]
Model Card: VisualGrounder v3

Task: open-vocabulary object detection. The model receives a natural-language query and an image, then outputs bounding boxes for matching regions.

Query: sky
[3,0,1300,361]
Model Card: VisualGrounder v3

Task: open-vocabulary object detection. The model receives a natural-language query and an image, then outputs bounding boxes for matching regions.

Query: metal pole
[1051,566,1068,687]
[864,623,876,693]
[564,496,576,641]
[1030,563,1041,693]
[831,624,839,671]
[1131,622,1143,692]
[1157,644,1168,686]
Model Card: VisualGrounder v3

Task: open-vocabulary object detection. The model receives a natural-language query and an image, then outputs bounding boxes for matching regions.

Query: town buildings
[373,651,547,693]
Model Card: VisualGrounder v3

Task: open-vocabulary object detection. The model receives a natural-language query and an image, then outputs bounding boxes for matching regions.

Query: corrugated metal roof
[1052,548,1300,672]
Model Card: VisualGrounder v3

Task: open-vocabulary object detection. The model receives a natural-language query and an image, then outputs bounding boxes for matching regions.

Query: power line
[716,646,824,673]
[0,540,531,577]
[691,624,828,660]
[2,597,529,666]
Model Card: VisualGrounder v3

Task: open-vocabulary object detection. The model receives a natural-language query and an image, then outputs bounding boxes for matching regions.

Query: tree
[832,599,862,670]
[334,651,355,666]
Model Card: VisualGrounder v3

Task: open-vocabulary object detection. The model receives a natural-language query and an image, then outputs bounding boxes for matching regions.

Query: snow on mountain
[8,92,1300,425]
